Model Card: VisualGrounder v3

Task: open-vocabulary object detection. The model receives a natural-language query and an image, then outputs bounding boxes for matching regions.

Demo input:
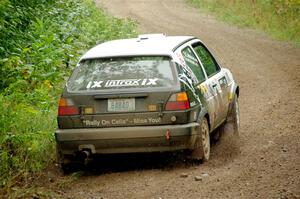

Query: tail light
[165,91,190,111]
[58,98,79,116]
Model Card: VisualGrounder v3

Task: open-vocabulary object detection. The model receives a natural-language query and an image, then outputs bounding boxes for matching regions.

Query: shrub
[0,0,137,190]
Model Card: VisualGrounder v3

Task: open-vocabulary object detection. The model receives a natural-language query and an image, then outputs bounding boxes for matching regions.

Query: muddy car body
[55,34,239,169]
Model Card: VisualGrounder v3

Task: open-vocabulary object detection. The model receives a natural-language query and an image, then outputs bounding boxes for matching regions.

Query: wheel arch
[204,113,211,132]
[235,85,239,98]
[197,106,211,132]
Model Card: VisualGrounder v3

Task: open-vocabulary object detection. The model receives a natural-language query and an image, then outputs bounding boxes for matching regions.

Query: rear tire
[191,117,210,162]
[56,144,72,174]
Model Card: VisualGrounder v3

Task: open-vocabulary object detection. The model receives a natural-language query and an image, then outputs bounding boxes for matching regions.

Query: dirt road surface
[43,1,300,198]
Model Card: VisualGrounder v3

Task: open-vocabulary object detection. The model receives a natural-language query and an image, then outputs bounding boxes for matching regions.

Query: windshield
[67,56,176,92]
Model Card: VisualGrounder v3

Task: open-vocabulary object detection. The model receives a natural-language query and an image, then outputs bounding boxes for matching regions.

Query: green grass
[189,0,300,46]
[0,0,137,194]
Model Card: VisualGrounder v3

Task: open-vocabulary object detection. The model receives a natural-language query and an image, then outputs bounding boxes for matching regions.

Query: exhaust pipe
[76,150,91,162]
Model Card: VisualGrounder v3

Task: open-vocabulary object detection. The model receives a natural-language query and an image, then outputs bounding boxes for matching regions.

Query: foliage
[0,0,137,192]
[189,0,300,45]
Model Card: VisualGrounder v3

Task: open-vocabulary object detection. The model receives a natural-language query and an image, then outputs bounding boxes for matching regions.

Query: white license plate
[107,98,135,112]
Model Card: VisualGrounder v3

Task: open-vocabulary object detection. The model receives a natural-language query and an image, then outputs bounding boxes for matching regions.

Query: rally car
[55,34,239,171]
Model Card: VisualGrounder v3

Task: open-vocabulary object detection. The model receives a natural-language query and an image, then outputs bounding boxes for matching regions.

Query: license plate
[107,98,135,112]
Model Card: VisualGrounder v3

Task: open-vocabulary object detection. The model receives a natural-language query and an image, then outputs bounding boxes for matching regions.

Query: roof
[81,34,194,60]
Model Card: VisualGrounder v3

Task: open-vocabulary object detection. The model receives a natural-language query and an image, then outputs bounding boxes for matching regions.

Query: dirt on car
[31,0,300,198]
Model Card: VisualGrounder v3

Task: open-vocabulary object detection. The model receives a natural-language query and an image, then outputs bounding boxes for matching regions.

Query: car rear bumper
[55,122,200,154]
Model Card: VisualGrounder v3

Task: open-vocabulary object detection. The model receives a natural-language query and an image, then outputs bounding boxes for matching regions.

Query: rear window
[67,56,176,92]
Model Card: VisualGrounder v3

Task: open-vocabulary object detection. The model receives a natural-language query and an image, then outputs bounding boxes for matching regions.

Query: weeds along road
[64,0,300,198]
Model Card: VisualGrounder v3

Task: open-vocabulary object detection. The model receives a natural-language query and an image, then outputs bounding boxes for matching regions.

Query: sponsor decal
[83,117,162,127]
[178,72,201,104]
[86,78,158,89]
[176,52,186,66]
[190,101,196,107]
[87,81,103,89]
[198,84,208,93]
[176,52,198,84]
[198,84,211,99]
[228,92,234,101]
[193,111,197,120]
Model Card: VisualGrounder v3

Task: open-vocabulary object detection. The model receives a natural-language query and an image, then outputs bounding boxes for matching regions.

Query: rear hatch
[58,56,190,128]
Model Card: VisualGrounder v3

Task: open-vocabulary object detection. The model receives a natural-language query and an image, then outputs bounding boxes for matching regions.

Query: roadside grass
[0,0,137,196]
[189,0,300,46]
[5,171,83,199]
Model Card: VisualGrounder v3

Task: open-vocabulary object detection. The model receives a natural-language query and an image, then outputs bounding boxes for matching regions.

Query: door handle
[212,84,220,93]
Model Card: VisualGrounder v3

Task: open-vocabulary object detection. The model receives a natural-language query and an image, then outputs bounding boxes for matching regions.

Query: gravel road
[50,1,300,198]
